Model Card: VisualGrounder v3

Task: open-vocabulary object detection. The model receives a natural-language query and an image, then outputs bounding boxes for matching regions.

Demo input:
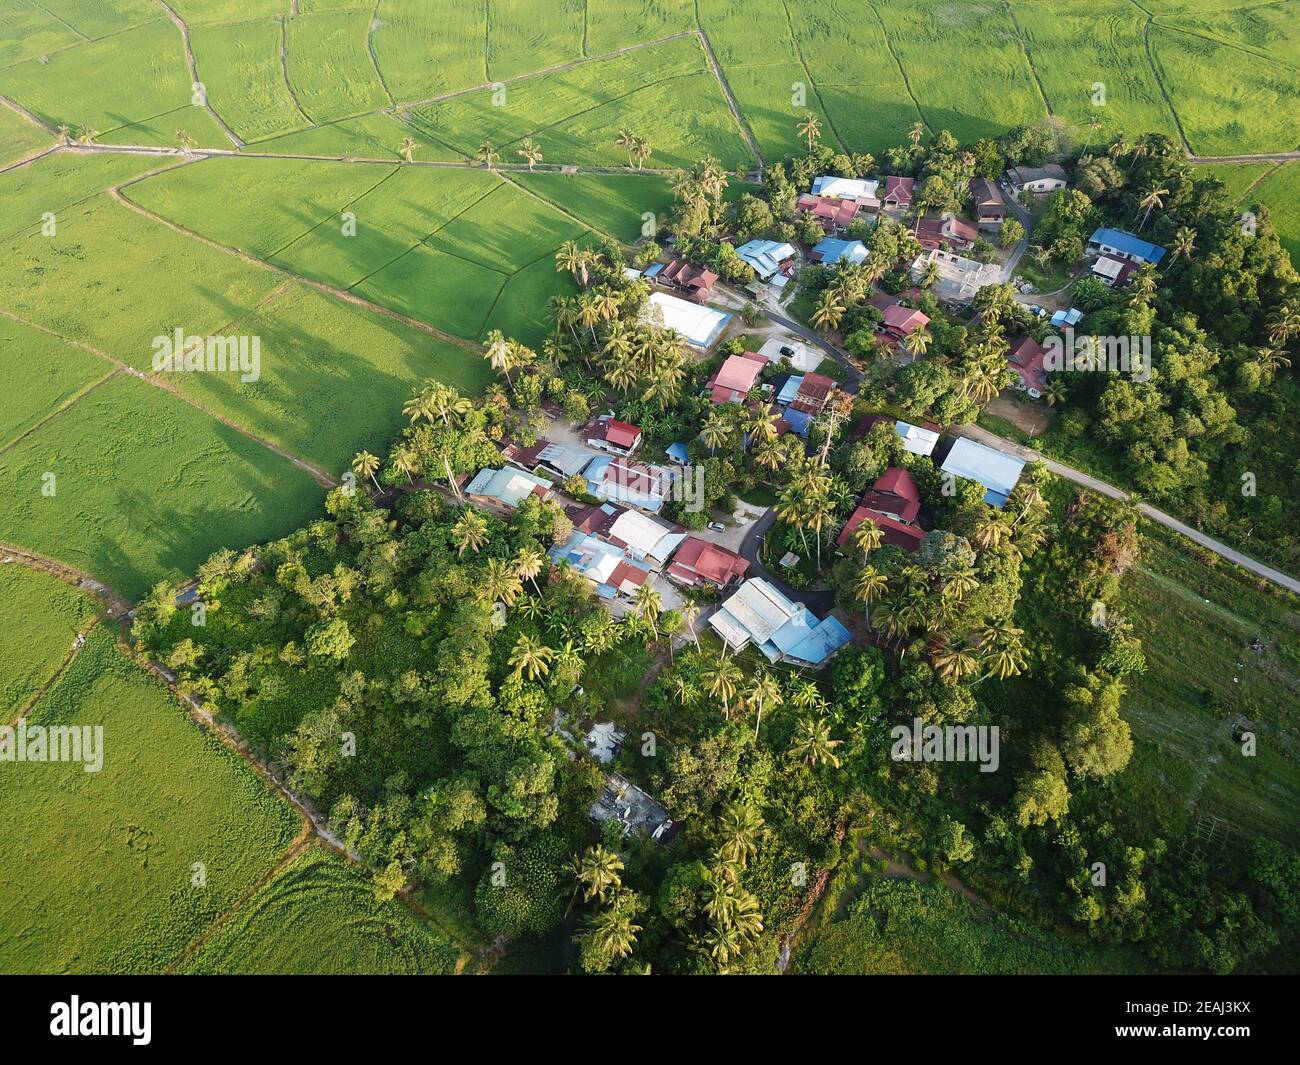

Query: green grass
[247,111,462,158]
[0,20,196,137]
[428,182,587,272]
[95,103,231,151]
[486,0,585,81]
[796,874,1136,974]
[371,0,487,103]
[0,374,323,601]
[38,0,158,39]
[0,565,100,716]
[0,194,282,370]
[0,1,84,67]
[1116,534,1300,849]
[354,242,509,338]
[164,282,491,475]
[1148,25,1300,156]
[169,1,284,21]
[284,7,391,123]
[178,845,464,974]
[585,0,695,54]
[477,243,583,347]
[0,151,164,243]
[189,17,311,143]
[1241,162,1300,268]
[0,104,52,166]
[0,314,111,448]
[1195,160,1277,204]
[0,624,301,973]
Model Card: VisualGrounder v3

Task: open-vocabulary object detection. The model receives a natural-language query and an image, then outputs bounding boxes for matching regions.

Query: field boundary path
[694,25,766,167]
[156,0,244,149]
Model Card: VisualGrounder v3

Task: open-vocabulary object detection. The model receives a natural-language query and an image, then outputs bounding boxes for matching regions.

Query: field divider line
[155,0,244,149]
[366,0,397,108]
[344,181,506,291]
[1002,1,1053,117]
[0,365,122,457]
[390,29,699,114]
[0,143,59,176]
[279,14,317,126]
[864,0,930,136]
[34,2,89,41]
[263,163,401,261]
[0,17,161,73]
[110,178,486,357]
[776,1,846,155]
[499,171,622,244]
[1152,17,1300,75]
[0,541,133,616]
[0,92,56,134]
[163,829,316,975]
[471,238,577,340]
[9,612,108,728]
[1126,0,1193,157]
[693,23,765,168]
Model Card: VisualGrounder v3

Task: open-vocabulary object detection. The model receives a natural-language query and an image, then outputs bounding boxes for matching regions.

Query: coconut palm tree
[745,669,783,742]
[482,329,518,385]
[1266,303,1300,346]
[1136,184,1169,230]
[573,844,624,904]
[920,259,940,290]
[699,411,733,453]
[907,121,926,148]
[972,515,1011,552]
[717,804,764,868]
[1080,114,1103,156]
[1171,225,1196,264]
[703,655,742,717]
[398,136,418,162]
[78,127,99,146]
[451,509,489,556]
[56,124,72,145]
[515,545,545,594]
[1254,345,1291,379]
[789,715,842,768]
[350,450,381,492]
[555,240,591,288]
[631,135,651,170]
[475,140,500,170]
[680,601,701,650]
[932,636,980,682]
[797,112,821,151]
[517,137,542,170]
[1043,378,1067,407]
[632,584,662,644]
[789,679,825,716]
[852,517,884,556]
[586,899,641,963]
[175,129,196,155]
[616,127,637,165]
[811,290,846,333]
[390,445,418,485]
[508,633,554,681]
[978,620,1027,680]
[901,324,930,361]
[854,565,888,626]
[482,557,523,606]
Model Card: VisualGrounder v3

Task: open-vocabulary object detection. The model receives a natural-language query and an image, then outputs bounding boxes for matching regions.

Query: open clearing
[0,565,100,717]
[0,624,300,973]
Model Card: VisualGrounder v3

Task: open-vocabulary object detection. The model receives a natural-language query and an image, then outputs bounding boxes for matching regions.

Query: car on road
[707,522,726,532]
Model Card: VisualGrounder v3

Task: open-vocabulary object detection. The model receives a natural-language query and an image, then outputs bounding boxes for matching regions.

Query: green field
[178,845,464,975]
[0,102,51,166]
[0,373,323,600]
[371,0,488,103]
[284,7,391,123]
[190,18,311,143]
[1242,162,1300,267]
[0,565,100,717]
[514,171,674,241]
[0,314,111,448]
[0,625,301,973]
[162,282,491,475]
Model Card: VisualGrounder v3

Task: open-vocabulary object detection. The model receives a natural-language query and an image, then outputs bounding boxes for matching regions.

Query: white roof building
[607,508,686,568]
[895,420,940,456]
[708,578,852,665]
[812,176,880,200]
[641,291,731,348]
[464,467,550,508]
[940,438,1026,507]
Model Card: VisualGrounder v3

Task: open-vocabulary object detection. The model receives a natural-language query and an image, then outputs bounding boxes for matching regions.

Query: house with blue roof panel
[1087,227,1166,266]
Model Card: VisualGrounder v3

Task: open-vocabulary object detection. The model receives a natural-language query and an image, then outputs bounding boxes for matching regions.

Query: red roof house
[583,415,642,456]
[657,258,719,304]
[796,193,869,233]
[837,467,925,552]
[1007,336,1047,395]
[914,213,979,252]
[789,372,836,416]
[665,536,750,590]
[706,352,767,404]
[881,303,931,340]
[969,177,1004,226]
[883,176,914,209]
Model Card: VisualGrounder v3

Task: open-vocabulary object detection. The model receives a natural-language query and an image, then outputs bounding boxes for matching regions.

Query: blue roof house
[1087,227,1166,266]
[810,237,868,266]
[735,239,796,281]
[940,438,1026,508]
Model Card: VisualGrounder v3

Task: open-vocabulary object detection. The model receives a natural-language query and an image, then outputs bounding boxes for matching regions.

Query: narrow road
[953,424,1300,594]
[736,507,836,614]
[996,183,1031,282]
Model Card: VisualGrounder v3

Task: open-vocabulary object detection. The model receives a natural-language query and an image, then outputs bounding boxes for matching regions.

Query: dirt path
[695,24,765,167]
[156,0,244,148]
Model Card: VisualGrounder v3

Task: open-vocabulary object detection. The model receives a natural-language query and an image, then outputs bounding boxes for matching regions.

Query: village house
[641,291,732,347]
[464,467,551,510]
[773,371,836,435]
[665,535,750,591]
[734,239,797,286]
[812,175,881,204]
[648,257,719,304]
[582,413,642,456]
[1090,254,1138,288]
[882,175,914,211]
[969,177,1004,227]
[809,237,868,266]
[1086,227,1166,267]
[937,437,1026,507]
[880,302,931,344]
[1006,336,1048,398]
[797,193,869,234]
[708,578,852,666]
[589,773,677,841]
[849,414,941,457]
[1005,163,1068,194]
[603,507,686,570]
[584,455,676,513]
[706,351,768,404]
[837,467,925,554]
[914,212,979,253]
[549,529,652,603]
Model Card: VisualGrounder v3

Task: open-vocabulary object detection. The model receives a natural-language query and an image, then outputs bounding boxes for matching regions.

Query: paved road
[953,425,1300,594]
[997,183,1031,283]
[735,507,837,614]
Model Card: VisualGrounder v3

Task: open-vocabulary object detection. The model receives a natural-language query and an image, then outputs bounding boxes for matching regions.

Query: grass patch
[284,7,390,122]
[0,565,100,716]
[0,314,111,448]
[189,17,311,142]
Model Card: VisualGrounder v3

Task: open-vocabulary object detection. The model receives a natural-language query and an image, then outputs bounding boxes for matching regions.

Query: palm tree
[77,127,99,146]
[852,518,884,557]
[1136,184,1169,230]
[1266,303,1300,347]
[616,127,637,166]
[703,655,742,716]
[632,584,662,644]
[475,140,500,170]
[789,716,842,768]
[978,620,1027,680]
[350,450,381,492]
[745,669,783,742]
[797,112,821,151]
[517,137,542,171]
[515,546,545,594]
[932,636,980,682]
[586,901,640,963]
[398,135,418,162]
[699,412,732,453]
[631,135,651,170]
[679,601,701,650]
[907,121,925,148]
[1080,114,1103,156]
[1254,345,1291,379]
[920,259,940,290]
[451,509,489,556]
[854,565,888,626]
[482,557,522,606]
[901,324,930,361]
[56,124,72,145]
[573,844,624,904]
[1043,378,1067,407]
[972,515,1011,552]
[789,679,825,715]
[175,129,196,155]
[508,634,554,681]
[1171,225,1196,264]
[482,329,518,385]
[717,804,763,868]
[555,240,590,288]
[811,291,846,333]
[390,445,417,485]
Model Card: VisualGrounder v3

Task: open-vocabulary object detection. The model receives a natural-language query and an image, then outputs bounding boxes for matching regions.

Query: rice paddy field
[0,0,1296,977]
[178,845,465,975]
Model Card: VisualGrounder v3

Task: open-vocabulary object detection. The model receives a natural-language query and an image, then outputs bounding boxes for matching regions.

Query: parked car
[707,522,726,532]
